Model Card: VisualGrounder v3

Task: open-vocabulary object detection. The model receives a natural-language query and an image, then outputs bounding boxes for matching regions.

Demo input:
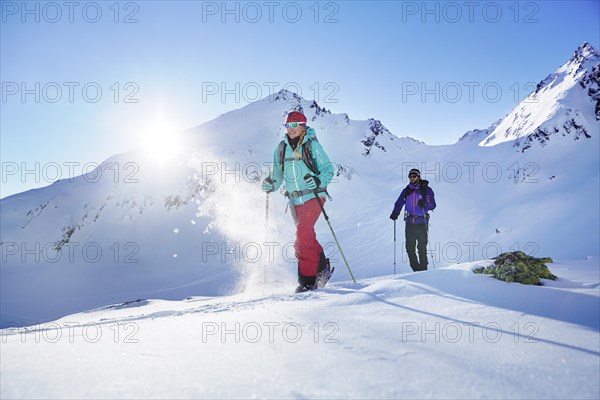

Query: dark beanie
[408,168,421,177]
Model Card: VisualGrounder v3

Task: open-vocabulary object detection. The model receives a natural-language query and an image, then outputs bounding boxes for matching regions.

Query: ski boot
[294,283,316,293]
[315,253,334,289]
[295,273,316,294]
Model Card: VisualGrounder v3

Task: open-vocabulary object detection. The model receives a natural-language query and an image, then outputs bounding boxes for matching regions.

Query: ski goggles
[284,122,306,129]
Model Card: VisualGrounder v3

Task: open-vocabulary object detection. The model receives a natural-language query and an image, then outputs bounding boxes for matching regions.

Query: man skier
[262,111,335,293]
[389,168,436,271]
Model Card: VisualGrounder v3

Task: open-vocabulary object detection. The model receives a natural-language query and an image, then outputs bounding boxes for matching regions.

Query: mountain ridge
[480,42,599,150]
[1,44,598,326]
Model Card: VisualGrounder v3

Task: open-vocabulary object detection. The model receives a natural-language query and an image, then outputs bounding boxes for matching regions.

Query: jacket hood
[301,127,316,145]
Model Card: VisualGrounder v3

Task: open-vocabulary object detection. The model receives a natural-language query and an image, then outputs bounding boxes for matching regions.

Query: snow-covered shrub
[473,251,556,285]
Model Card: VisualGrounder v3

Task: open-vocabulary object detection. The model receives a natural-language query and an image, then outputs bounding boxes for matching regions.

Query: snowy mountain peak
[571,42,600,65]
[268,88,303,106]
[480,43,600,151]
[361,119,391,156]
[257,89,332,121]
[536,42,599,95]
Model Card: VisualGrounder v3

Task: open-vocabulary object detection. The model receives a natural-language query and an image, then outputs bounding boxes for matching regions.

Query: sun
[141,119,183,163]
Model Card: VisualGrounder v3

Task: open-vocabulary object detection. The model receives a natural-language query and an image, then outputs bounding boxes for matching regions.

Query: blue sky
[1,0,599,198]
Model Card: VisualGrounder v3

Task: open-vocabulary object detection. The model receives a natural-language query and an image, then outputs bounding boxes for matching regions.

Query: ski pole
[422,207,435,270]
[263,191,269,287]
[308,187,356,283]
[264,177,273,230]
[393,219,397,274]
[428,221,435,270]
[265,192,270,230]
[263,177,273,284]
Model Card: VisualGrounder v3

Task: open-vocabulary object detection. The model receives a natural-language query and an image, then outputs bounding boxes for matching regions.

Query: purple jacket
[392,180,436,224]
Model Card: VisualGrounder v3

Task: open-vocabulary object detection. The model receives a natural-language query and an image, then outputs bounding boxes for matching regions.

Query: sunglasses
[408,174,419,178]
[284,122,305,129]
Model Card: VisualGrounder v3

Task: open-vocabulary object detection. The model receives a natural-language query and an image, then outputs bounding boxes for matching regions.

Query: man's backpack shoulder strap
[420,180,430,199]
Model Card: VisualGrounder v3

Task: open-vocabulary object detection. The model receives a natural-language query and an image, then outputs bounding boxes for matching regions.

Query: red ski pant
[294,197,325,277]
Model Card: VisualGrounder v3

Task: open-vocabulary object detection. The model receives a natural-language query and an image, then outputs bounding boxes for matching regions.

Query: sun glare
[142,119,183,163]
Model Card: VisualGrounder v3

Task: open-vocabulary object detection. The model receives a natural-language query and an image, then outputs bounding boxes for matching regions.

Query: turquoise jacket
[271,127,334,205]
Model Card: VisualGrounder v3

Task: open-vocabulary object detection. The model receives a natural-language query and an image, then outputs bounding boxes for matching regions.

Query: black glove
[304,174,321,190]
[389,211,399,221]
[418,199,426,208]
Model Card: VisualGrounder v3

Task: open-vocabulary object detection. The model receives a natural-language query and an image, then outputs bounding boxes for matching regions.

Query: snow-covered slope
[1,259,598,399]
[0,90,409,326]
[1,45,599,328]
[481,42,600,150]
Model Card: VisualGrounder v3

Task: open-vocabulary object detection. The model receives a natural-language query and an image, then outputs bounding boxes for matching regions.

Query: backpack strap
[278,140,287,174]
[420,180,429,201]
[279,137,331,200]
[403,180,431,221]
[302,139,319,175]
[279,138,320,175]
